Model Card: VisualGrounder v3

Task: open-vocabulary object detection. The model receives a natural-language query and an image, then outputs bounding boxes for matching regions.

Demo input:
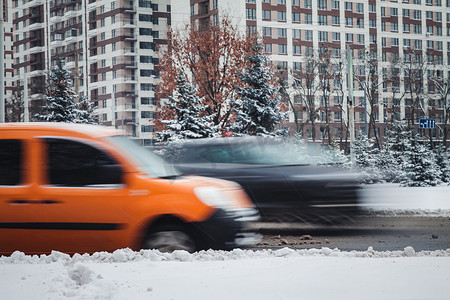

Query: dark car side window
[0,139,22,186]
[45,138,123,187]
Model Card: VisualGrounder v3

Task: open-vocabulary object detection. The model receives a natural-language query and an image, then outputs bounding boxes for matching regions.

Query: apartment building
[182,0,450,144]
[9,0,170,145]
[1,0,15,121]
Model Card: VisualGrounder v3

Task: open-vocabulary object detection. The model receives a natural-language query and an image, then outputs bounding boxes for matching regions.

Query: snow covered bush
[401,137,443,187]
[157,73,214,142]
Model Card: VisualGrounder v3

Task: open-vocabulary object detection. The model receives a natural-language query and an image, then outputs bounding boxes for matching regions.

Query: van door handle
[38,200,62,204]
[7,200,62,205]
[7,200,30,204]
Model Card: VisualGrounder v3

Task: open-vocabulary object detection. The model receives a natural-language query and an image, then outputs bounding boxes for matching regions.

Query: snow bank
[2,246,450,265]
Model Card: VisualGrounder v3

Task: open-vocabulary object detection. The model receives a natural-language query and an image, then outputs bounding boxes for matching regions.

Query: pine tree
[74,96,99,124]
[352,130,380,182]
[383,122,412,183]
[157,73,214,142]
[434,144,450,184]
[230,42,286,136]
[35,58,78,122]
[401,136,442,187]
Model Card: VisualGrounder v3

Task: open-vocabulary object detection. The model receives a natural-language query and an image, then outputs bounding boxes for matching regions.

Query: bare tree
[355,50,384,149]
[291,53,321,141]
[402,49,430,130]
[5,87,24,122]
[429,71,450,149]
[317,49,334,144]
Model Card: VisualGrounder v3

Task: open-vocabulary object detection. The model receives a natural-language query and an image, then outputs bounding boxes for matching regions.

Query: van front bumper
[192,208,261,250]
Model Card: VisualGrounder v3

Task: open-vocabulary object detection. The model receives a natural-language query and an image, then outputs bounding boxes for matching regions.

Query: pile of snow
[2,247,450,300]
[360,183,450,216]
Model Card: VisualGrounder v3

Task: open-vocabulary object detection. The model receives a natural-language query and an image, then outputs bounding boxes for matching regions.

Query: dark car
[160,137,362,224]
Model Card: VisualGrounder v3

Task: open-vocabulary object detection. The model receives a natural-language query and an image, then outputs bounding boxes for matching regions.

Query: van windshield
[105,135,180,178]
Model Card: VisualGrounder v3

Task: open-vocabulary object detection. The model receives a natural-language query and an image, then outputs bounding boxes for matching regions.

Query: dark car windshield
[106,135,180,178]
[180,139,342,166]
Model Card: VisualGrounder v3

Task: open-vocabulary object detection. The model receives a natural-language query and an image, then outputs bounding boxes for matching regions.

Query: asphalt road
[250,216,450,252]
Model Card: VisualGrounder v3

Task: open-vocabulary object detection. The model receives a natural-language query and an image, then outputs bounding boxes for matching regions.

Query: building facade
[184,0,450,146]
[9,0,170,145]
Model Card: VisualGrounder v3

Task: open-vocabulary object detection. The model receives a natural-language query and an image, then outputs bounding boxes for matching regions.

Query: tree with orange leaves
[158,17,254,135]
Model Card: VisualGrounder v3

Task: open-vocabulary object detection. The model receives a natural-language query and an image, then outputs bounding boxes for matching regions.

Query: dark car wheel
[143,225,196,253]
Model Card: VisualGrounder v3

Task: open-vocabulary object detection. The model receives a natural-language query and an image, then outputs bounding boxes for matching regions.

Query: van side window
[45,138,123,187]
[0,140,22,186]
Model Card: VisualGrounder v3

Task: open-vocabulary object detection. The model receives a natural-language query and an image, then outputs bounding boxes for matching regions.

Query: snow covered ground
[1,184,450,300]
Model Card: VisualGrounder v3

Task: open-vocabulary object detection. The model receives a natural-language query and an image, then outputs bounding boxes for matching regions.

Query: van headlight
[194,186,239,210]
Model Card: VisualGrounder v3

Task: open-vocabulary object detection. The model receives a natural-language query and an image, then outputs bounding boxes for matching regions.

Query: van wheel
[143,225,196,253]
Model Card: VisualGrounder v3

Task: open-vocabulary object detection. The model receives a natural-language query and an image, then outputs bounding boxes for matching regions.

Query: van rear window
[0,139,23,185]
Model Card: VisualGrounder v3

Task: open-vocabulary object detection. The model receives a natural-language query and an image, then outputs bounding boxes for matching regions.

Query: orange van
[0,123,259,255]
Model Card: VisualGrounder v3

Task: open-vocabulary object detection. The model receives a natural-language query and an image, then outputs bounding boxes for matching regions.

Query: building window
[318,0,327,10]
[292,12,300,22]
[141,125,154,133]
[246,8,256,20]
[332,0,340,10]
[278,11,286,21]
[305,14,312,24]
[345,2,353,11]
[392,38,399,46]
[332,32,340,41]
[357,18,364,28]
[318,15,327,25]
[413,10,421,20]
[304,0,312,9]
[356,3,364,13]
[264,44,272,53]
[332,16,340,25]
[278,28,287,37]
[346,33,353,42]
[403,23,410,32]
[391,22,398,31]
[293,29,301,38]
[305,30,313,41]
[293,45,301,55]
[262,10,271,20]
[318,31,328,42]
[357,34,365,44]
[345,17,353,26]
[278,44,287,54]
[141,83,153,91]
[263,27,272,37]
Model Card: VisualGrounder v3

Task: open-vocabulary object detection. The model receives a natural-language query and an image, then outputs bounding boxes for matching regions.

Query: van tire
[142,224,196,253]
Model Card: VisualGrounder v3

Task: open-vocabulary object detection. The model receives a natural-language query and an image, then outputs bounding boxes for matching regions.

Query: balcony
[29,46,45,55]
[124,34,137,41]
[65,61,75,69]
[29,22,45,31]
[29,0,44,7]
[88,56,98,63]
[65,10,78,18]
[125,62,138,68]
[50,15,62,23]
[64,29,78,43]
[121,21,136,28]
[87,2,97,11]
[123,76,137,83]
[125,103,138,111]
[28,70,45,77]
[88,29,98,37]
[124,5,136,13]
[122,48,137,55]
